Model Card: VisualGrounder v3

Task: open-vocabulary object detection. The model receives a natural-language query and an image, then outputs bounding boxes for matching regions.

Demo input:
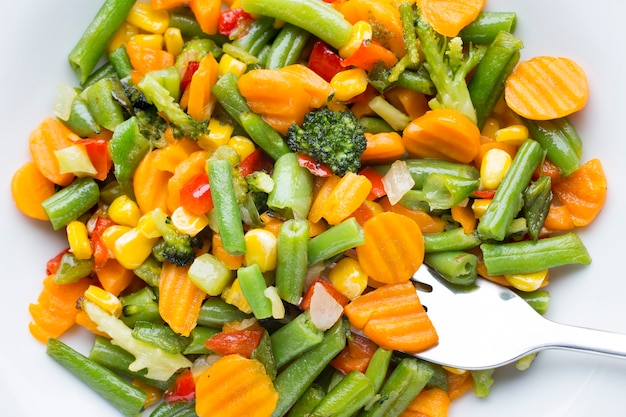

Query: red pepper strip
[349,202,376,226]
[307,41,344,82]
[180,172,214,216]
[359,166,387,200]
[180,61,200,92]
[297,153,333,177]
[330,332,378,374]
[218,8,253,38]
[91,216,116,271]
[164,369,196,404]
[473,189,496,199]
[341,40,398,71]
[205,329,264,358]
[300,278,349,310]
[82,139,112,181]
[238,148,274,178]
[46,248,71,275]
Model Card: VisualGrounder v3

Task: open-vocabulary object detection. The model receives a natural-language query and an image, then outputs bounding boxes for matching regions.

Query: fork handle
[543,320,626,359]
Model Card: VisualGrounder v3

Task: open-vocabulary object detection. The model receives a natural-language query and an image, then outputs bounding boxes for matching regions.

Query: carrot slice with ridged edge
[11,161,56,220]
[416,0,486,37]
[505,56,589,120]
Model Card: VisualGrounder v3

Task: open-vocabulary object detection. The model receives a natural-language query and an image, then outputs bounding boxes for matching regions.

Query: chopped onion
[382,160,415,205]
[309,282,343,331]
[53,82,77,121]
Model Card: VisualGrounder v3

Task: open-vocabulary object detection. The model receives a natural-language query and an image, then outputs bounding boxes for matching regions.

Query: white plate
[1,1,624,416]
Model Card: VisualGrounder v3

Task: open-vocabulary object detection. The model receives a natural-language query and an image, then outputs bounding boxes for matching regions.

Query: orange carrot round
[28,117,79,186]
[505,56,589,120]
[417,0,485,37]
[11,161,56,220]
[133,149,173,214]
[361,131,406,164]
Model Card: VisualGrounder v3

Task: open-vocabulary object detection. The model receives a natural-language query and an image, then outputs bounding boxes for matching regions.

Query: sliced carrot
[189,0,222,35]
[416,0,485,37]
[361,131,406,164]
[195,354,278,417]
[152,137,202,173]
[340,40,398,71]
[551,158,607,227]
[473,137,517,171]
[11,161,56,220]
[385,87,429,119]
[133,149,173,214]
[279,64,334,108]
[212,233,245,270]
[28,117,79,186]
[187,53,219,121]
[28,275,92,343]
[167,150,209,212]
[451,205,476,233]
[543,203,576,231]
[319,172,373,225]
[126,37,174,76]
[504,56,589,120]
[95,259,135,297]
[402,108,481,164]
[400,387,451,417]
[476,262,511,287]
[446,370,474,401]
[379,197,446,234]
[344,281,438,353]
[159,262,207,337]
[355,211,424,284]
[308,175,342,224]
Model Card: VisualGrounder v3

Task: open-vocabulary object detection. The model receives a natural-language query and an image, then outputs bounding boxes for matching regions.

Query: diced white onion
[382,160,415,205]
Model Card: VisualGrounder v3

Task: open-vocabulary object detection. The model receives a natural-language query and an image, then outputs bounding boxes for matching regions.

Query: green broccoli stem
[47,338,148,417]
[149,400,198,417]
[309,370,375,417]
[523,175,552,241]
[265,23,312,70]
[368,95,412,131]
[422,173,480,210]
[208,159,247,255]
[240,0,353,50]
[523,117,582,177]
[424,250,478,286]
[267,152,314,220]
[212,72,290,160]
[468,31,523,129]
[42,177,100,230]
[68,0,136,84]
[287,384,325,417]
[109,116,151,186]
[477,139,545,241]
[307,217,365,266]
[237,263,273,319]
[480,232,591,276]
[270,312,324,369]
[423,228,481,253]
[276,218,310,304]
[459,12,518,44]
[364,347,392,392]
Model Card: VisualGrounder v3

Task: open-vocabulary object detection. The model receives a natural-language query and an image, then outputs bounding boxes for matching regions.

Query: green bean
[424,251,478,286]
[516,289,550,315]
[232,15,279,56]
[524,117,582,177]
[109,44,133,79]
[423,228,481,253]
[364,347,393,392]
[183,326,220,355]
[69,0,136,84]
[307,217,365,266]
[267,152,314,220]
[48,338,147,417]
[131,321,191,354]
[252,329,277,380]
[238,264,273,319]
[460,11,517,44]
[132,255,162,287]
[359,116,394,134]
[276,219,310,304]
[197,297,252,328]
[481,232,591,275]
[271,312,324,369]
[149,399,197,417]
[64,94,101,137]
[287,383,325,417]
[523,175,552,241]
[422,173,480,210]
[109,115,152,186]
[394,68,436,95]
[119,287,160,327]
[309,370,375,417]
[266,24,311,70]
[54,252,93,284]
[471,369,495,398]
[86,77,128,131]
[82,62,120,88]
[477,139,544,241]
[42,177,100,230]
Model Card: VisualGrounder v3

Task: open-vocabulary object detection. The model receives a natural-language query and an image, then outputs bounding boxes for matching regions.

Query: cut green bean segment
[82,62,120,88]
[54,252,93,284]
[523,175,552,241]
[364,347,393,392]
[231,15,279,56]
[109,44,133,79]
[309,370,375,417]
[271,312,324,369]
[471,368,495,398]
[197,297,252,328]
[68,0,136,84]
[238,264,273,319]
[460,12,517,44]
[149,399,197,417]
[481,232,591,275]
[183,326,220,355]
[120,287,161,327]
[42,177,100,230]
[516,289,550,315]
[477,139,544,241]
[267,152,314,220]
[425,251,478,286]
[85,77,128,132]
[423,173,480,210]
[252,329,277,380]
[287,383,325,417]
[524,117,582,177]
[266,24,311,70]
[131,321,191,354]
[65,94,101,137]
[423,228,481,253]
[276,219,310,304]
[307,217,365,266]
[48,338,147,417]
[133,255,162,287]
[109,115,152,186]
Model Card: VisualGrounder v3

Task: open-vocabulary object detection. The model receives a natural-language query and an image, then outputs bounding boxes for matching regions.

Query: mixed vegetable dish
[10,0,608,415]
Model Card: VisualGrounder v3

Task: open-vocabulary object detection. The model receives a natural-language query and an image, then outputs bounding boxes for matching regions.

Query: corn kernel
[130,34,164,50]
[504,269,549,292]
[84,285,123,317]
[442,366,468,375]
[471,199,492,219]
[108,195,142,227]
[481,117,500,139]
[339,20,372,58]
[66,221,93,260]
[100,225,132,254]
[244,228,278,272]
[480,148,513,190]
[114,228,159,270]
[221,278,253,314]
[136,211,162,239]
[329,257,368,300]
[171,206,209,237]
[228,135,256,161]
[330,68,369,102]
[126,1,170,34]
[495,124,529,145]
[197,118,234,151]
[362,199,384,216]
[164,27,184,57]
[218,54,248,78]
[108,22,140,54]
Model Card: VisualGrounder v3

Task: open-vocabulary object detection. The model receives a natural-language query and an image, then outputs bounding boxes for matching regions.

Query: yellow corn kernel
[108,22,140,54]
[362,199,384,216]
[197,118,234,151]
[164,27,184,57]
[480,148,513,190]
[130,34,164,50]
[328,257,368,300]
[471,199,492,219]
[66,220,93,260]
[171,206,209,237]
[495,124,529,145]
[504,269,549,292]
[114,228,159,270]
[338,20,372,58]
[221,278,253,314]
[244,228,278,272]
[84,285,123,317]
[219,54,248,78]
[100,225,132,254]
[481,116,500,139]
[442,366,468,375]
[330,68,369,102]
[108,195,142,227]
[136,211,162,239]
[126,1,170,34]
[228,135,256,161]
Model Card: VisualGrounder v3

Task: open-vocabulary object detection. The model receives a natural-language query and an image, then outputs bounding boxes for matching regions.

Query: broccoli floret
[151,209,204,267]
[285,108,366,177]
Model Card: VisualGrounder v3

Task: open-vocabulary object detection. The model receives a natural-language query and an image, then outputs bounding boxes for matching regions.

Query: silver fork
[409,265,626,370]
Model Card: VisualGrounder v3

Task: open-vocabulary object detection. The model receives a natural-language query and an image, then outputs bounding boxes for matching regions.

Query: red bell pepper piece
[46,248,71,275]
[359,166,387,200]
[164,369,196,404]
[300,278,349,311]
[91,216,116,271]
[238,148,274,178]
[180,61,200,92]
[307,41,344,82]
[330,332,378,374]
[297,153,333,177]
[341,40,398,71]
[180,172,214,216]
[82,139,112,181]
[473,189,496,199]
[349,202,376,226]
[205,329,264,358]
[218,8,253,38]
